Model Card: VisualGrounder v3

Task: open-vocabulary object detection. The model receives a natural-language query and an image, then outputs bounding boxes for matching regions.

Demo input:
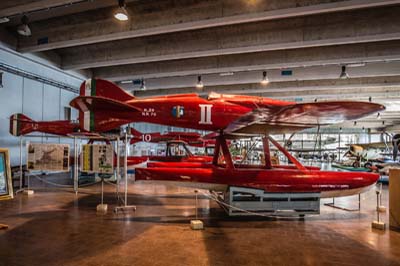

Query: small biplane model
[9,114,212,165]
[10,78,385,201]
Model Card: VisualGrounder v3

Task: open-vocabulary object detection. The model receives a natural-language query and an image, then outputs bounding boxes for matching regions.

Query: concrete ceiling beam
[60,6,400,70]
[93,40,400,81]
[17,0,400,52]
[119,62,400,90]
[133,76,400,98]
[0,0,86,18]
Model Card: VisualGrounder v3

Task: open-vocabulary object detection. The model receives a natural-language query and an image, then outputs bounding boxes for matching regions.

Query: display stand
[324,194,361,211]
[114,132,136,213]
[15,137,26,194]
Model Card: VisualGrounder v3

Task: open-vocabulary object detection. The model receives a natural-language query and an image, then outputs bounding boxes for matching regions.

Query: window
[64,106,71,121]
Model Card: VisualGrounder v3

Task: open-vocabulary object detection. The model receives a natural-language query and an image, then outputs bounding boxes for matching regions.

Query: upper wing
[70,96,141,113]
[224,101,385,135]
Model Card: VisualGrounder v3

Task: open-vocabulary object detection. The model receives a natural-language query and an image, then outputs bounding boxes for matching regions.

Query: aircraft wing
[224,101,385,135]
[347,142,393,149]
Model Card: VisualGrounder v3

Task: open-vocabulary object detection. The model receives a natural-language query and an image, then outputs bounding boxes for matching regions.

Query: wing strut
[213,133,234,169]
[268,136,308,171]
[262,137,272,169]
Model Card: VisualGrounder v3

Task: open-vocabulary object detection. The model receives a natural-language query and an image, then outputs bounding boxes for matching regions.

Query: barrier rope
[31,174,100,188]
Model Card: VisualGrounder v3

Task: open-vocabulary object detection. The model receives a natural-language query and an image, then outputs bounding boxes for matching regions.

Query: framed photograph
[0,148,13,200]
[27,143,70,172]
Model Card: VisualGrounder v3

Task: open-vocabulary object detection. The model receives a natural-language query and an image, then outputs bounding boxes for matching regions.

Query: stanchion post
[116,136,120,199]
[372,188,385,230]
[195,190,198,220]
[190,189,203,230]
[73,137,78,194]
[376,192,380,223]
[124,132,128,207]
[19,137,23,191]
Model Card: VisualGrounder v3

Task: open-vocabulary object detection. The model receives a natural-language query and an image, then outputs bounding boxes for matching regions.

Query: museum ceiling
[1,0,400,131]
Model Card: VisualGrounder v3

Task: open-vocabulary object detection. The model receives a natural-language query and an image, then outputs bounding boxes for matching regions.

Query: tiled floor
[0,178,399,266]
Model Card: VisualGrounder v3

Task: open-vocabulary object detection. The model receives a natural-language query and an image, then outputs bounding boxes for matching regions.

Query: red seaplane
[63,78,384,202]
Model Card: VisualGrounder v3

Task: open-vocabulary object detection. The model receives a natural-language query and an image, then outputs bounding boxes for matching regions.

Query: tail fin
[130,128,143,144]
[80,78,134,101]
[9,113,37,136]
[73,78,138,132]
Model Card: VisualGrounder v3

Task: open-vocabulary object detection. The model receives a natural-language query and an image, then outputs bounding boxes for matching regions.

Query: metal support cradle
[324,194,361,211]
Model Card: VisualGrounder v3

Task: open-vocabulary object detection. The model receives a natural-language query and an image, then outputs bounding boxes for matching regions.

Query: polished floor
[0,177,400,266]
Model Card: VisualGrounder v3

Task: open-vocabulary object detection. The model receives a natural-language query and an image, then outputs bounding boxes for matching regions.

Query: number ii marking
[199,104,213,125]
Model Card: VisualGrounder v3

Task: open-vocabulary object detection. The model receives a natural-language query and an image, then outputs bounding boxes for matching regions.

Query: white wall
[0,44,85,165]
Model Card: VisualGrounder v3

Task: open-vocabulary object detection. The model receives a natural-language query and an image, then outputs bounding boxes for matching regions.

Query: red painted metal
[136,134,379,197]
[135,164,378,195]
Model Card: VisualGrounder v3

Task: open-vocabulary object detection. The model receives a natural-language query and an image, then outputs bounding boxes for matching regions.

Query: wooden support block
[190,220,204,230]
[0,224,9,230]
[378,206,387,213]
[372,221,386,230]
[96,204,108,213]
[23,190,34,195]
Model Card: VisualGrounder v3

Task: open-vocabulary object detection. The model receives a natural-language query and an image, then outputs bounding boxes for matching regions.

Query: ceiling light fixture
[260,71,269,85]
[196,75,204,89]
[140,78,146,90]
[120,80,132,84]
[17,15,31,36]
[339,65,349,79]
[114,0,129,21]
[347,62,366,68]
[0,17,10,24]
[219,72,234,76]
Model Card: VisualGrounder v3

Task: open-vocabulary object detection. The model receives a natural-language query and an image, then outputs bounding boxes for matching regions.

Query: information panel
[81,144,114,174]
[27,143,70,172]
